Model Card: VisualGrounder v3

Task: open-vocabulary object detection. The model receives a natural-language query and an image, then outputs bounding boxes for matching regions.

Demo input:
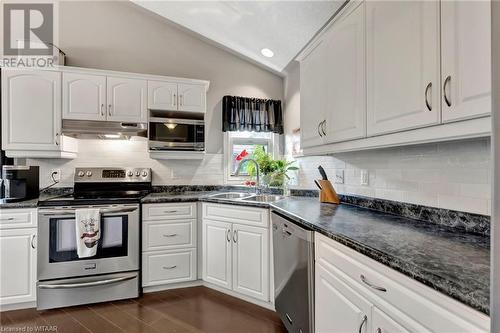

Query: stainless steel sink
[241,194,286,203]
[209,192,253,200]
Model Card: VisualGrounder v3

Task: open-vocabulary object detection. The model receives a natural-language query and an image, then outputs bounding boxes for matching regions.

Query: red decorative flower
[235,149,249,161]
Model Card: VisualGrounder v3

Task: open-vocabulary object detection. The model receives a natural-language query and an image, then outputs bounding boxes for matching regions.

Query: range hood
[62,120,147,139]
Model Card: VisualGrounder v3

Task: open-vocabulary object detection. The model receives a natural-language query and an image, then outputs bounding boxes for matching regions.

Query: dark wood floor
[0,286,287,333]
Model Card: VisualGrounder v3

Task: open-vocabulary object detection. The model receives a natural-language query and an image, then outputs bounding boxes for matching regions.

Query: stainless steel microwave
[149,117,205,151]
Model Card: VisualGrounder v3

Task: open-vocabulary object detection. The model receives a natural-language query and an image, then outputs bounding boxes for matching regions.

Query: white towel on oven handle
[75,208,101,258]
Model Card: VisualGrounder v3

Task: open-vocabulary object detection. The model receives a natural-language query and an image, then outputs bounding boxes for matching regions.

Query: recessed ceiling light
[261,48,274,58]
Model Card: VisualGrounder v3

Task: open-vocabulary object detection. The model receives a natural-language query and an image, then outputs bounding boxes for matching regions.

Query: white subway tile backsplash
[290,138,491,215]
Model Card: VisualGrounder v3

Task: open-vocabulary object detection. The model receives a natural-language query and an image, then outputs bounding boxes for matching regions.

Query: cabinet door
[232,224,269,301]
[0,229,37,305]
[202,219,232,290]
[106,76,147,123]
[325,2,366,143]
[63,72,106,121]
[441,0,491,122]
[300,39,327,148]
[372,307,411,333]
[366,1,440,136]
[178,83,206,113]
[1,69,61,151]
[315,264,372,333]
[148,80,178,111]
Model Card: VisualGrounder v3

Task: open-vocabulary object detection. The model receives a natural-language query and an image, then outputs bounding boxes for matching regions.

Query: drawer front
[202,203,268,228]
[315,233,489,333]
[142,249,196,287]
[143,203,196,220]
[0,209,37,229]
[143,220,195,251]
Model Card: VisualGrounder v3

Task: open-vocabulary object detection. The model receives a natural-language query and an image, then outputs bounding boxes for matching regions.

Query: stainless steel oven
[149,117,205,151]
[37,203,140,309]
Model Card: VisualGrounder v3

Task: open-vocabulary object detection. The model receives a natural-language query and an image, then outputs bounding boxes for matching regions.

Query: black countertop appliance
[1,165,39,203]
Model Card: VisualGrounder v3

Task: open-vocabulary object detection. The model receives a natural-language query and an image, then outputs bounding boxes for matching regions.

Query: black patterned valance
[222,95,283,134]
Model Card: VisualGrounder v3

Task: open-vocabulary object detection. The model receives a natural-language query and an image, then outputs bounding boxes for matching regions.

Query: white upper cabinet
[63,72,106,121]
[1,69,61,151]
[148,80,178,111]
[324,1,366,143]
[441,0,491,122]
[366,0,440,136]
[106,76,147,123]
[178,83,206,113]
[300,39,328,148]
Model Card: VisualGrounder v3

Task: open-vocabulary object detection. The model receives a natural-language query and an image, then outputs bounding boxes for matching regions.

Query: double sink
[208,192,285,203]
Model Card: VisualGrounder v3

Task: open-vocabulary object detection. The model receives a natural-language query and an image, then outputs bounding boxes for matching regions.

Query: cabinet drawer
[143,203,196,220]
[0,209,37,229]
[143,220,195,251]
[315,233,489,333]
[202,203,269,228]
[142,249,196,287]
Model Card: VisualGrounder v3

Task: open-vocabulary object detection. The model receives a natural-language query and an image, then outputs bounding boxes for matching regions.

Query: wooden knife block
[318,179,340,204]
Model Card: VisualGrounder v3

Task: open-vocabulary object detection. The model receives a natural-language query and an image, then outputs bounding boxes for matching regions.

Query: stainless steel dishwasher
[272,211,314,333]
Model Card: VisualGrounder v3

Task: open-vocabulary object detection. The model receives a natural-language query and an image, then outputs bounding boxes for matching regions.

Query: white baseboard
[0,301,37,312]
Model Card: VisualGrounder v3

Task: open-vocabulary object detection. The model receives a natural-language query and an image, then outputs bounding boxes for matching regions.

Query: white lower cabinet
[316,263,371,333]
[142,249,196,286]
[202,203,270,302]
[315,233,489,333]
[0,209,37,308]
[141,203,197,288]
[202,219,232,289]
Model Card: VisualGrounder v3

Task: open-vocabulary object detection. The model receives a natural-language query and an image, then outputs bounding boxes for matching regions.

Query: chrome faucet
[235,158,261,194]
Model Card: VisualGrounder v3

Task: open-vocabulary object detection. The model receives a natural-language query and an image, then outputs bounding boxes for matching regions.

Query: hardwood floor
[0,286,287,333]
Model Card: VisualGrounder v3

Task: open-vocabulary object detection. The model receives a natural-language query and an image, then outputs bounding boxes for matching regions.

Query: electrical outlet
[361,170,369,186]
[335,170,344,184]
[51,169,61,182]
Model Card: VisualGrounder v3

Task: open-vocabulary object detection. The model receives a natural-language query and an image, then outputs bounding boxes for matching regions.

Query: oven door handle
[38,274,136,289]
[40,207,138,216]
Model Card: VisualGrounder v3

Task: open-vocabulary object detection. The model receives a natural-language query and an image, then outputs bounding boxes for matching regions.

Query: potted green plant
[245,145,298,188]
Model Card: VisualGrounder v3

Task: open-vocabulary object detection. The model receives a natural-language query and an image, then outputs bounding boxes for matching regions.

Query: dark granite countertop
[142,191,270,208]
[270,197,490,315]
[0,198,39,209]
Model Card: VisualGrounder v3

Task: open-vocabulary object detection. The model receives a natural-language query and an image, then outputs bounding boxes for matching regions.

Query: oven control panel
[74,168,151,183]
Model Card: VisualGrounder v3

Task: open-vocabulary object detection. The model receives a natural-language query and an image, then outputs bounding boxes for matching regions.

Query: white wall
[28,0,283,186]
[32,139,224,188]
[58,1,283,153]
[283,61,491,215]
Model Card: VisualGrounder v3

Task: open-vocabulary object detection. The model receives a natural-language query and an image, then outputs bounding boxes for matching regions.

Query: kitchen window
[224,131,279,184]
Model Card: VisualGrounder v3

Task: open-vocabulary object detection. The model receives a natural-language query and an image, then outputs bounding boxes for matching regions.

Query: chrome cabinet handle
[31,234,36,249]
[233,230,238,243]
[317,122,323,137]
[226,229,231,242]
[163,233,177,237]
[108,104,112,116]
[38,274,136,289]
[0,217,15,221]
[163,210,178,213]
[173,93,177,106]
[180,94,183,106]
[358,315,367,333]
[162,265,177,270]
[444,75,451,107]
[100,103,104,116]
[55,133,59,146]
[425,82,432,111]
[321,120,327,136]
[360,274,387,292]
[376,328,382,333]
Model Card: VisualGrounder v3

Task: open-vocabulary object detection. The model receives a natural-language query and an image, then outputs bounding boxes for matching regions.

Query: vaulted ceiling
[131,1,345,73]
